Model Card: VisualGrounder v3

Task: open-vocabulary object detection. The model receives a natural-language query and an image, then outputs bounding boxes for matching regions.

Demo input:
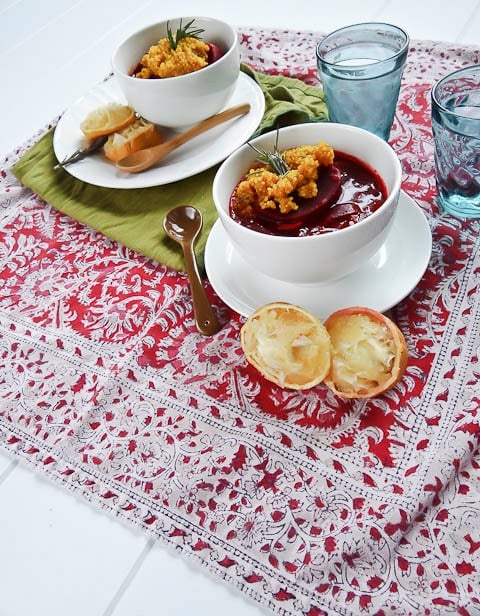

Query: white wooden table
[0,1,478,614]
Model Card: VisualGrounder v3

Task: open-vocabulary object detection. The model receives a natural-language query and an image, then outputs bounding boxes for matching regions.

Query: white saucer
[205,191,432,318]
[53,72,265,189]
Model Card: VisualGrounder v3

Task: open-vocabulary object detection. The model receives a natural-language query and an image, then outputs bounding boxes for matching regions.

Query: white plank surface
[0,2,478,615]
[0,464,147,616]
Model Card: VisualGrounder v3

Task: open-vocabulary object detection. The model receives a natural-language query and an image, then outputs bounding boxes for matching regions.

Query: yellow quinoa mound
[135,37,210,78]
[234,142,335,217]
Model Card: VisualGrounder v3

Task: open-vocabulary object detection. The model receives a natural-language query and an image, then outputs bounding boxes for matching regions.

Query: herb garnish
[166,19,205,50]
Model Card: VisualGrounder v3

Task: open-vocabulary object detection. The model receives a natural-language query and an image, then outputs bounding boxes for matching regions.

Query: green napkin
[13,66,327,272]
[241,65,329,135]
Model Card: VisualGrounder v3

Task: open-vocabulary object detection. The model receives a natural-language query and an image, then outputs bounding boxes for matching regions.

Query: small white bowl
[212,123,402,284]
[112,16,240,129]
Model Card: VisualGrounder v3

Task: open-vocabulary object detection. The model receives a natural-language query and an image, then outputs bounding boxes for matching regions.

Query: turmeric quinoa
[233,142,335,216]
[134,37,210,78]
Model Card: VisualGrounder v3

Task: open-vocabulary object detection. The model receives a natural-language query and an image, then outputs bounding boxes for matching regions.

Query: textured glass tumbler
[431,65,480,219]
[316,23,409,141]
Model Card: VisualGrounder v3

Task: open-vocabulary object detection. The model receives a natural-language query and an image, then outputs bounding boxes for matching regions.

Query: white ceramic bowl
[212,123,402,284]
[112,16,240,129]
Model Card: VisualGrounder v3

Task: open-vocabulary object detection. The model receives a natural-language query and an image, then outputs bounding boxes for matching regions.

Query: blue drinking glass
[431,65,480,218]
[316,23,409,141]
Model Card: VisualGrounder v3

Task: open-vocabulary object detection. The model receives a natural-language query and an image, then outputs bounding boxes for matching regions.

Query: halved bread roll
[323,306,408,398]
[103,118,163,162]
[240,302,332,390]
[240,302,408,397]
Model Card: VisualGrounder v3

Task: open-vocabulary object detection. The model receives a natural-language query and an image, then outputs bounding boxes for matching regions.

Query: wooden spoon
[116,103,251,173]
[163,205,221,336]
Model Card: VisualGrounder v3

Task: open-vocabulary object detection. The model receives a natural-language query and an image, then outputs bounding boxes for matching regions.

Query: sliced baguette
[104,118,163,162]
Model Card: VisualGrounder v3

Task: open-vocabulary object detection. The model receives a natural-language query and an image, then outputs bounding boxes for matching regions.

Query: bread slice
[104,118,163,162]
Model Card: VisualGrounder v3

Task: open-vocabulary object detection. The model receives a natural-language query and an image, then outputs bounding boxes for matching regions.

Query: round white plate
[53,72,265,189]
[205,191,432,318]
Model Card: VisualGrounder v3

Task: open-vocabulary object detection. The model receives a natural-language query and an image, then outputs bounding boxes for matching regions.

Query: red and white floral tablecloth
[1,28,480,616]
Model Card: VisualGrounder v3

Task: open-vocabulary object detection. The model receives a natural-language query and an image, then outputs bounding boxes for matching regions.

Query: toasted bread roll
[323,306,408,398]
[241,303,408,397]
[103,118,163,162]
[240,302,332,390]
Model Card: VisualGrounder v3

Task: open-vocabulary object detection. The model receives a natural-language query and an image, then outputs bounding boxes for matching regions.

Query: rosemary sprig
[248,142,290,176]
[248,127,290,176]
[166,19,205,50]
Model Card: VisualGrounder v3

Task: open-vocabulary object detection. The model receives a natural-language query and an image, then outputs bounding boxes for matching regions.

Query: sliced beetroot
[207,43,224,64]
[255,165,342,227]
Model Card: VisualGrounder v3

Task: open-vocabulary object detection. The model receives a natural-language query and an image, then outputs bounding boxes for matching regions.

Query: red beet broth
[229,150,388,237]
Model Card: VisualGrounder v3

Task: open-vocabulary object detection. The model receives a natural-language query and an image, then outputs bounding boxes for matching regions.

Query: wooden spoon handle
[167,103,251,151]
[116,103,251,173]
[182,240,221,336]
